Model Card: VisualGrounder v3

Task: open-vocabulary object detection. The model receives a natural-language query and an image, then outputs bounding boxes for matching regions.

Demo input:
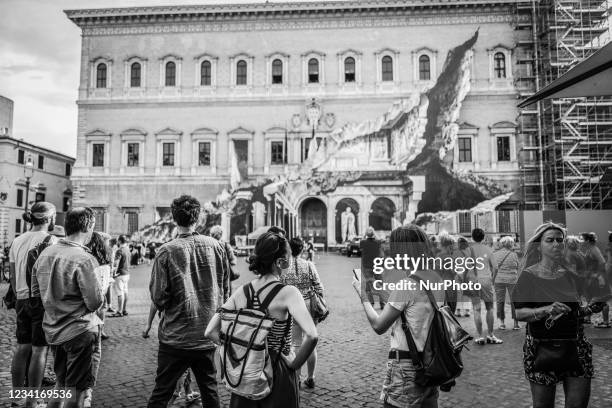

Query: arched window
[272,59,283,84]
[308,58,319,83]
[236,60,247,85]
[96,63,107,88]
[418,55,430,80]
[344,57,355,82]
[381,56,393,82]
[165,61,176,87]
[494,52,506,78]
[130,62,141,87]
[201,60,211,86]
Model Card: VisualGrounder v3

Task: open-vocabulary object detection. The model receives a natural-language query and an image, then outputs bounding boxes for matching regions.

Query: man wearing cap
[8,202,57,407]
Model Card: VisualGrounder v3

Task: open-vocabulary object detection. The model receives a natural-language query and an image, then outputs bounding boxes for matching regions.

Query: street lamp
[23,154,34,213]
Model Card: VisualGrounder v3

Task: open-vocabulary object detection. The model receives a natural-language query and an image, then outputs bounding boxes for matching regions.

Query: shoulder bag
[305,261,329,323]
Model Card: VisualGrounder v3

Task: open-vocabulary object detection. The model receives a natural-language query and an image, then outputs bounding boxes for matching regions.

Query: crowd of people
[5,194,612,408]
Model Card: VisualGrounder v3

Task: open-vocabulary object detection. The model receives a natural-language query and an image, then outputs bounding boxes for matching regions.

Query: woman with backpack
[513,222,606,408]
[352,224,444,408]
[205,230,318,407]
[280,237,325,389]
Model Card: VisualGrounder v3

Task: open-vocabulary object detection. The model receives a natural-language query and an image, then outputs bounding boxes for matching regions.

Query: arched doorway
[230,198,253,245]
[369,197,396,232]
[300,198,327,243]
[335,198,359,243]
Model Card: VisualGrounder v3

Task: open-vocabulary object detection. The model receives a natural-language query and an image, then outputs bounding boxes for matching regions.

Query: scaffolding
[515,0,612,210]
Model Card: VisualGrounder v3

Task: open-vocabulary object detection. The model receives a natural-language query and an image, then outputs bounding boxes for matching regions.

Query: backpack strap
[398,287,423,369]
[243,283,254,309]
[409,274,439,310]
[28,235,53,298]
[258,282,285,312]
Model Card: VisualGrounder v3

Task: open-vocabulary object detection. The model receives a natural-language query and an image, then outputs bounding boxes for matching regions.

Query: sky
[0,0,338,157]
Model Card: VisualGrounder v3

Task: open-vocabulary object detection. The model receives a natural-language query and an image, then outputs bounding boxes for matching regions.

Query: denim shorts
[380,358,439,408]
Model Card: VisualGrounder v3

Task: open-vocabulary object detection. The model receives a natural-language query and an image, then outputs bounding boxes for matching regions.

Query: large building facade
[0,96,75,245]
[66,1,529,244]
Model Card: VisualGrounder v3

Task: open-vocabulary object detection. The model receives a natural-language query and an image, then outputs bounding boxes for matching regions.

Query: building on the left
[0,95,75,247]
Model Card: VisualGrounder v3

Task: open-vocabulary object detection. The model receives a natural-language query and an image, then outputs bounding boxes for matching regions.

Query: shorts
[523,333,593,386]
[113,274,130,296]
[470,277,494,305]
[381,358,439,408]
[52,330,97,391]
[15,298,47,346]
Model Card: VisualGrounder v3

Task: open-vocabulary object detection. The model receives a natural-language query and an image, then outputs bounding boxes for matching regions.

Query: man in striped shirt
[147,195,230,408]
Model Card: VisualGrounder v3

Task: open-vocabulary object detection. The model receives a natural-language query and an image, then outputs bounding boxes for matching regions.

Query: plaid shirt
[150,233,230,350]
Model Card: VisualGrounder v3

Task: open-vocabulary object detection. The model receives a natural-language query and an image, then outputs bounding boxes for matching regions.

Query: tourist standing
[306,237,315,262]
[205,230,318,407]
[110,235,130,317]
[281,236,325,389]
[581,232,609,328]
[8,202,57,408]
[83,232,113,407]
[469,228,501,344]
[353,224,443,407]
[147,195,230,408]
[360,227,385,309]
[452,237,471,317]
[493,236,520,330]
[513,222,605,408]
[33,207,104,408]
[210,225,239,290]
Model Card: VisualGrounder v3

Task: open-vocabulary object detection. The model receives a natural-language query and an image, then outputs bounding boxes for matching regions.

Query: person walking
[360,227,385,309]
[352,224,443,408]
[8,202,57,408]
[210,225,240,290]
[205,229,318,407]
[281,236,324,389]
[493,236,520,331]
[469,228,502,345]
[32,207,104,408]
[110,235,130,317]
[147,195,230,408]
[513,222,605,408]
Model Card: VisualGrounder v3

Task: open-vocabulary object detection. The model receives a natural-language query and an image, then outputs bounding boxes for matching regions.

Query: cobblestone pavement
[2,253,612,407]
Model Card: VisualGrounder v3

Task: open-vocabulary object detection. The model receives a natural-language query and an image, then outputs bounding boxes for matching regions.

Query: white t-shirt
[9,231,56,299]
[387,271,444,352]
[471,243,496,279]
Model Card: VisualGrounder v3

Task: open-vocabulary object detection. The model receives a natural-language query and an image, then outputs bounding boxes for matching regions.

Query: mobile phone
[352,269,361,280]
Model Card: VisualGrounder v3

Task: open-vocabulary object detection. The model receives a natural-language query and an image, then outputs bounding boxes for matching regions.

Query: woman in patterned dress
[280,237,324,389]
[513,222,605,408]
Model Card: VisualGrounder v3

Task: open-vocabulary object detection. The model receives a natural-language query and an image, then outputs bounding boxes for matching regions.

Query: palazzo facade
[66,1,527,244]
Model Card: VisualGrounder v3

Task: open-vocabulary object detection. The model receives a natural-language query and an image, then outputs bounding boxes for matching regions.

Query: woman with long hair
[513,222,605,408]
[85,231,113,408]
[205,230,318,407]
[280,236,324,389]
[352,224,443,407]
[451,237,472,317]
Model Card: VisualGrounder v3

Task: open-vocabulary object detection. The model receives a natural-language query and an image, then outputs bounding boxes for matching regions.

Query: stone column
[327,208,336,246]
[406,175,426,223]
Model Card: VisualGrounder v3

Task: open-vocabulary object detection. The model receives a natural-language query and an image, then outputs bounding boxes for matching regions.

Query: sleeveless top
[252,284,293,356]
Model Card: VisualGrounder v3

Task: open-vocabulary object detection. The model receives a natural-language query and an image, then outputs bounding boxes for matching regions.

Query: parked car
[345,236,362,257]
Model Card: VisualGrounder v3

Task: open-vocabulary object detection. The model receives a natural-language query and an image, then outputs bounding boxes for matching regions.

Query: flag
[284,123,288,164]
[229,140,241,191]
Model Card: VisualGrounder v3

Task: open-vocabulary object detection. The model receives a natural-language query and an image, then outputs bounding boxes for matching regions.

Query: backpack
[400,275,471,388]
[25,235,53,298]
[219,281,290,400]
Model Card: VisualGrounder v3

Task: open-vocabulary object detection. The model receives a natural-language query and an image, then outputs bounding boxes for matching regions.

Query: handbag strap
[498,251,511,270]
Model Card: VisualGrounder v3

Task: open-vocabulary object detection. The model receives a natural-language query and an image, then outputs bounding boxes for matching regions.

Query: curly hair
[87,232,112,265]
[171,195,201,227]
[247,230,289,275]
[22,202,56,226]
[65,207,95,236]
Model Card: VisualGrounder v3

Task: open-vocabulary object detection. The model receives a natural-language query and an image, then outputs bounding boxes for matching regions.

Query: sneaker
[185,391,200,403]
[107,307,115,313]
[83,388,92,408]
[303,378,315,389]
[122,310,129,316]
[486,335,503,344]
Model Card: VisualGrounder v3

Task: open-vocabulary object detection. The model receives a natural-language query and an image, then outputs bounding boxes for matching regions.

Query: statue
[340,207,357,242]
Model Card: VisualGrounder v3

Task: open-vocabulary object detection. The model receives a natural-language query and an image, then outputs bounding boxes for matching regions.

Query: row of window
[92,141,211,167]
[94,52,509,89]
[17,149,72,176]
[457,136,511,163]
[91,209,139,235]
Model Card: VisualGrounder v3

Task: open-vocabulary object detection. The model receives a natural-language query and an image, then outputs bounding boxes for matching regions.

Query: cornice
[65,2,530,35]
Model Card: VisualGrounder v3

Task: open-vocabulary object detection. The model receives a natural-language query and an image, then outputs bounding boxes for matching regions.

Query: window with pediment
[165,62,176,87]
[272,59,283,84]
[308,59,319,83]
[130,62,141,87]
[96,63,107,88]
[236,60,247,85]
[419,55,430,80]
[382,56,393,82]
[201,61,211,86]
[494,52,506,78]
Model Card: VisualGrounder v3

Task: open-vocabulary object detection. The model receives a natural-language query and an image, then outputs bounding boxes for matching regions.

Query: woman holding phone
[352,224,443,407]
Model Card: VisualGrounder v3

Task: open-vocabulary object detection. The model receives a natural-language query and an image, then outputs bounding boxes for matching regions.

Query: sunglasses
[543,237,564,244]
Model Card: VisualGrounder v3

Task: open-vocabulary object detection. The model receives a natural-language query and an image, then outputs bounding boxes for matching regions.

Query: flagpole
[284,121,288,165]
